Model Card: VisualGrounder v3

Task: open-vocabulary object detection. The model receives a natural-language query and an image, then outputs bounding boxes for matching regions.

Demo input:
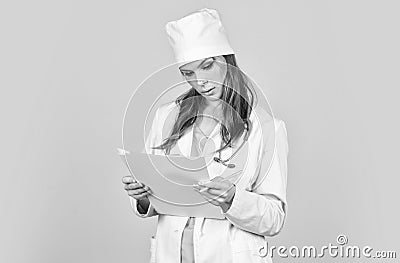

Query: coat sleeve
[130,107,164,218]
[222,119,289,236]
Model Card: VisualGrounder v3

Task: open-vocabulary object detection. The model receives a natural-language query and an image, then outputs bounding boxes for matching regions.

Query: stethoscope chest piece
[213,156,236,168]
[213,122,250,168]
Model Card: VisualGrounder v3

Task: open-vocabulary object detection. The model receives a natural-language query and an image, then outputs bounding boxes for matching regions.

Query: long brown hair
[153,54,257,155]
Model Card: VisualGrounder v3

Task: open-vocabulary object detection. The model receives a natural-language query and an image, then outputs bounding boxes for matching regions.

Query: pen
[193,181,209,193]
[198,187,209,193]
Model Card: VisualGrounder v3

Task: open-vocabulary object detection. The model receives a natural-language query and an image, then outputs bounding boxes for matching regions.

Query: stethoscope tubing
[213,121,250,168]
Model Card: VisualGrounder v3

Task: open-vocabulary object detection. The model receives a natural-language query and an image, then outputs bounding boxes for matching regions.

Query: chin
[206,95,222,101]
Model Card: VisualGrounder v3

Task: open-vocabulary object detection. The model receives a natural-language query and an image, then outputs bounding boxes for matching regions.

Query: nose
[194,72,209,86]
[197,79,208,87]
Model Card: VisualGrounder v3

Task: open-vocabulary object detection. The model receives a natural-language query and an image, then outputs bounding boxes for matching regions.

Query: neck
[204,99,222,111]
[201,101,224,121]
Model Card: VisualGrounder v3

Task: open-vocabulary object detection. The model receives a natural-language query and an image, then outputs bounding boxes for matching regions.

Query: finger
[198,190,222,204]
[127,191,149,199]
[122,176,135,184]
[207,188,228,198]
[207,182,236,193]
[143,185,152,194]
[125,182,147,190]
[201,194,220,206]
[199,181,226,189]
[124,182,139,190]
[197,186,213,196]
[138,185,152,193]
[202,189,230,204]
[127,188,148,196]
[207,192,227,203]
[211,176,224,182]
[129,191,149,199]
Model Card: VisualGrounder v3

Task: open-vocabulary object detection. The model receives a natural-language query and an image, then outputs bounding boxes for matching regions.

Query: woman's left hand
[193,176,236,213]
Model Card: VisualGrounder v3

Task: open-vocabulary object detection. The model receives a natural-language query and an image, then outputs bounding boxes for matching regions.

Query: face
[179,56,228,104]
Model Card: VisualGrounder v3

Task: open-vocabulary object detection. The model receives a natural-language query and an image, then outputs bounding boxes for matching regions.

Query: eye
[202,61,214,70]
[181,71,194,77]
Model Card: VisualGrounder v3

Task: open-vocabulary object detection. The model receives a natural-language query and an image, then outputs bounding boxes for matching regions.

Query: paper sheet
[119,150,232,219]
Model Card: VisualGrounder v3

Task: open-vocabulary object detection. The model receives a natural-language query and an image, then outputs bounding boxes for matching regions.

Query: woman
[122,8,289,263]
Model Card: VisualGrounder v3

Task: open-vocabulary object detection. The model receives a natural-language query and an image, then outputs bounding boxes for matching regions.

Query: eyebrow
[180,57,213,72]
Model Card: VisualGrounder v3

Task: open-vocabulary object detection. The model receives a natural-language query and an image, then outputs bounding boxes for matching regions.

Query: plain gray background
[1,1,399,262]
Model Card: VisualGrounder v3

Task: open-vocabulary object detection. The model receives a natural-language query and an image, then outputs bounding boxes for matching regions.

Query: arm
[222,120,289,236]
[130,196,158,218]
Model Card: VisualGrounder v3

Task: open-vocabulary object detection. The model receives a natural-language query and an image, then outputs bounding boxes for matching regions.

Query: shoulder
[154,101,180,120]
[156,100,178,113]
[249,103,286,131]
[248,104,288,150]
[248,104,280,134]
[151,101,180,134]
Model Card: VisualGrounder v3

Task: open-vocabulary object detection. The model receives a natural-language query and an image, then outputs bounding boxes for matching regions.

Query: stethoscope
[192,80,251,168]
[213,120,250,168]
[194,117,250,169]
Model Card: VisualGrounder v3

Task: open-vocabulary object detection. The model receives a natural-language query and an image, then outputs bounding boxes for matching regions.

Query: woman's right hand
[122,175,152,201]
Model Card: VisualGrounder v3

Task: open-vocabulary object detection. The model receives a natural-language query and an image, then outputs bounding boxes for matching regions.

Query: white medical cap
[165,8,235,66]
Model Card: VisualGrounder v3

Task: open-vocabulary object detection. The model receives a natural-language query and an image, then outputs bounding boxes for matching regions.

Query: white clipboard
[118,149,241,219]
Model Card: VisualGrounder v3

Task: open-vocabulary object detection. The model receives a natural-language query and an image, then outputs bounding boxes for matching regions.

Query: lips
[202,87,215,94]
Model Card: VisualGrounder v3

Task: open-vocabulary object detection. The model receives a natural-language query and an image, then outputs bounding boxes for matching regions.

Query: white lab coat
[130,101,289,263]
